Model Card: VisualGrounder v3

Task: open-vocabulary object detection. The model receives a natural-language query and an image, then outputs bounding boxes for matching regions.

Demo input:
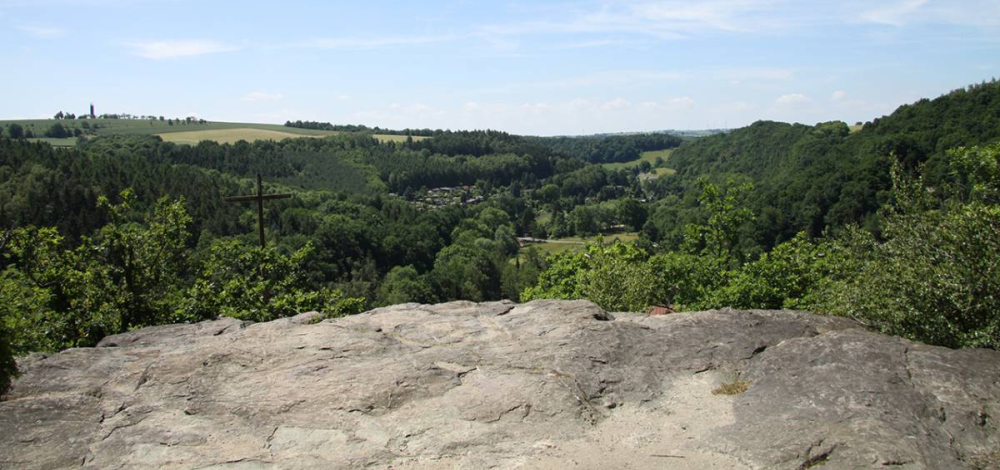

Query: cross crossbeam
[224,174,293,247]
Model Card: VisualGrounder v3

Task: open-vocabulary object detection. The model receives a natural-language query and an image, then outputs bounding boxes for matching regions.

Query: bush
[522,241,659,312]
[0,322,16,398]
[813,145,1000,349]
[182,239,364,322]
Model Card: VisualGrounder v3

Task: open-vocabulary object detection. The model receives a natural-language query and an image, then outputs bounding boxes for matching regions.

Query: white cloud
[15,24,65,38]
[668,96,695,108]
[859,0,928,26]
[830,90,848,101]
[478,0,791,40]
[304,35,454,50]
[718,66,795,81]
[551,39,637,49]
[638,96,696,111]
[241,91,284,102]
[775,93,810,105]
[854,0,1000,27]
[601,98,631,110]
[125,40,238,59]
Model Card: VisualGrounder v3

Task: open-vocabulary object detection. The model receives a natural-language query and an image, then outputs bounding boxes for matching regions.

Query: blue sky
[2,0,998,135]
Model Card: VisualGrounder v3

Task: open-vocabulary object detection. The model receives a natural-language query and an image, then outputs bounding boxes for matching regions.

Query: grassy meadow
[600,148,674,171]
[520,233,640,256]
[0,118,427,146]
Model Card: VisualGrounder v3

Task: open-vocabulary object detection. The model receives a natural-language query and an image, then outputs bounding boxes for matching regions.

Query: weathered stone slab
[1,301,997,469]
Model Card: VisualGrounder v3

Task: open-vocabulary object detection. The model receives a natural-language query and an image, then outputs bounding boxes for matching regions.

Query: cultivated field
[373,134,429,143]
[0,118,430,146]
[157,128,330,145]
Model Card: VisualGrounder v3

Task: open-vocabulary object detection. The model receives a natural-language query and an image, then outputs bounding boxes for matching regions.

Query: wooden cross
[224,174,293,247]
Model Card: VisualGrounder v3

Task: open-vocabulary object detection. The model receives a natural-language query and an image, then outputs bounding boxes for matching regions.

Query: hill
[0,118,429,146]
[645,79,1000,250]
[1,80,998,389]
[2,300,998,469]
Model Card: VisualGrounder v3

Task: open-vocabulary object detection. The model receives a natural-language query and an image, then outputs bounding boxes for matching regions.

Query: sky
[1,0,999,136]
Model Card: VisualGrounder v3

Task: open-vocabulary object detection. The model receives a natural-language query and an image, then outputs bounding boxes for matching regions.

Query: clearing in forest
[601,148,674,171]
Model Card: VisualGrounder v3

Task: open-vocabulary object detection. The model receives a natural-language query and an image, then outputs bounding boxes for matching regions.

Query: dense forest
[2,80,999,396]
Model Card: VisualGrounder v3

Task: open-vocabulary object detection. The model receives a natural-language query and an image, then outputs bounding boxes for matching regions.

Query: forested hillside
[3,80,1000,395]
[652,80,1000,251]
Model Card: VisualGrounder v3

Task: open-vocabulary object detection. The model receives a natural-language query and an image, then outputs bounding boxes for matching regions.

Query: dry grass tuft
[712,377,749,395]
[968,446,1000,470]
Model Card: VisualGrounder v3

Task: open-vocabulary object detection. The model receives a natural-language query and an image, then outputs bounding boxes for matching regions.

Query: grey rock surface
[1,300,998,469]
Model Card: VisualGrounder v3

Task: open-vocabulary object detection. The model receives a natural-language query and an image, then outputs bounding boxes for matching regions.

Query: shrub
[813,145,1000,349]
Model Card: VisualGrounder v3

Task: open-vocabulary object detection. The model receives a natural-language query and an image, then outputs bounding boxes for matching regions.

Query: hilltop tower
[90,103,95,118]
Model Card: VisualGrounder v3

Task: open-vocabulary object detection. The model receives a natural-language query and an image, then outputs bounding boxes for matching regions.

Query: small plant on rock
[712,374,750,395]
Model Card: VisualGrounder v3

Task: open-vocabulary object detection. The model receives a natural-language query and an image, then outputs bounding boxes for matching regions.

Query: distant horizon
[0,80,973,138]
[3,0,998,135]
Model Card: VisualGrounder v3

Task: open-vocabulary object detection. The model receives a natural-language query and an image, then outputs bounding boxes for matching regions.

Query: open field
[373,134,429,143]
[520,232,640,256]
[0,118,334,137]
[0,118,435,146]
[27,137,77,147]
[601,149,674,171]
[157,128,330,145]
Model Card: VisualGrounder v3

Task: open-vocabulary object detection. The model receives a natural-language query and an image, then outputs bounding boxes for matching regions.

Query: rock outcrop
[1,300,998,469]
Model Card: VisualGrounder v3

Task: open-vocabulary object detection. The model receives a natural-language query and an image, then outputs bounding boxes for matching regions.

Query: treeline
[284,120,438,136]
[528,133,683,163]
[527,142,1000,351]
[4,80,1000,397]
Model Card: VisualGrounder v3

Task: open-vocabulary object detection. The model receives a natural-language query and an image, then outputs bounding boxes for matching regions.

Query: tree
[682,178,755,266]
[522,241,659,312]
[431,244,500,301]
[617,198,647,231]
[376,265,436,306]
[44,123,70,138]
[7,124,24,139]
[0,330,14,397]
[183,239,362,322]
[1,191,195,351]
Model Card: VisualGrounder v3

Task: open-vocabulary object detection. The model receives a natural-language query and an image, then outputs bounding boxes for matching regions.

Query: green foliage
[812,146,1000,348]
[376,265,437,306]
[90,190,193,330]
[522,241,658,312]
[646,251,723,309]
[0,308,16,398]
[682,178,755,265]
[702,233,843,310]
[3,81,1000,357]
[431,244,501,302]
[1,192,193,352]
[183,239,356,322]
[659,82,1000,251]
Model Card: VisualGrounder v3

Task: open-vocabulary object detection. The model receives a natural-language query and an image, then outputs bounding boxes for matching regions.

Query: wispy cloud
[303,35,455,50]
[15,24,66,38]
[854,0,1000,27]
[241,91,283,102]
[551,38,639,49]
[859,0,928,26]
[124,40,238,59]
[775,93,810,105]
[477,0,791,40]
